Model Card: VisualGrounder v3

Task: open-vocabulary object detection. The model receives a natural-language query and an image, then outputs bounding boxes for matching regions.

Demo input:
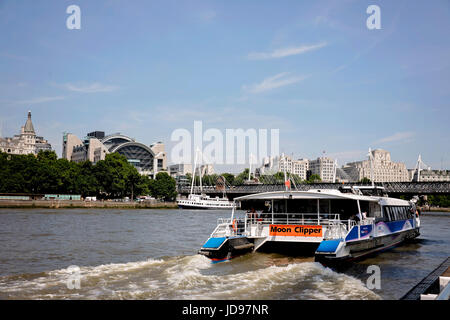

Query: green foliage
[427,195,450,208]
[307,174,322,184]
[359,177,372,184]
[0,151,176,200]
[221,173,235,185]
[148,172,177,201]
[234,168,251,185]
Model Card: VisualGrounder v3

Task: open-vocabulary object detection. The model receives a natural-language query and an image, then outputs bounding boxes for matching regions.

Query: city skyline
[1,1,449,173]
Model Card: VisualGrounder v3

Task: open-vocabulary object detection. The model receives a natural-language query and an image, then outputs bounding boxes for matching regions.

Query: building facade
[309,157,336,183]
[0,111,52,155]
[169,163,193,178]
[257,154,335,182]
[62,131,167,177]
[409,169,450,182]
[195,164,215,176]
[342,149,409,182]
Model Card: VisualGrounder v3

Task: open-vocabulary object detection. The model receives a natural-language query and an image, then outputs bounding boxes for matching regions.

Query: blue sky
[0,0,449,173]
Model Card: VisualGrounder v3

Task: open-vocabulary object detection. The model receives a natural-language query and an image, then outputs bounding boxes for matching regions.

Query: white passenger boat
[198,187,421,264]
[177,148,235,210]
[177,193,236,210]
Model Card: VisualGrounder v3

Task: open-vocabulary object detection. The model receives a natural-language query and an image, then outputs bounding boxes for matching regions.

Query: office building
[62,131,166,177]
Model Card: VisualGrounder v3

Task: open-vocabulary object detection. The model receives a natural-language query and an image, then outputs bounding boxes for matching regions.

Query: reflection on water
[0,209,448,300]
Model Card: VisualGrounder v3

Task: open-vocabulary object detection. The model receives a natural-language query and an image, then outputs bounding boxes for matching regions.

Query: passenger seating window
[383,206,413,222]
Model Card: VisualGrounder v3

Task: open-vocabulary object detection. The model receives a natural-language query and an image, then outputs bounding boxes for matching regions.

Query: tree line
[0,151,177,201]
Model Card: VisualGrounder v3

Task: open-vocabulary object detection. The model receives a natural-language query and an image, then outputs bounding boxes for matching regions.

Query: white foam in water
[163,259,380,300]
[0,256,380,300]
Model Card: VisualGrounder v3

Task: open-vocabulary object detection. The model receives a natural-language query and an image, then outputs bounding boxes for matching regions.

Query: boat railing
[324,220,350,239]
[212,218,246,237]
[210,221,230,238]
[244,213,342,226]
[212,215,361,238]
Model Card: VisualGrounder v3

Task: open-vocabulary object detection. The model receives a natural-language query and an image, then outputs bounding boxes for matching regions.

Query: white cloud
[374,132,415,144]
[15,96,65,105]
[242,72,308,94]
[63,82,119,93]
[247,42,327,60]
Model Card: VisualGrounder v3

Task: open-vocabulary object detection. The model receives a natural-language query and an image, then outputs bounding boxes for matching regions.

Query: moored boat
[177,148,235,210]
[177,194,237,210]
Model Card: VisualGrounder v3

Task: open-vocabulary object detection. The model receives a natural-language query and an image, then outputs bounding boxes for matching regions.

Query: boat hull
[177,203,235,210]
[198,236,254,263]
[315,227,420,266]
[255,240,319,256]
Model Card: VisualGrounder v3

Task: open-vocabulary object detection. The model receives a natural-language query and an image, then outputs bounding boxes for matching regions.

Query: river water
[0,208,448,300]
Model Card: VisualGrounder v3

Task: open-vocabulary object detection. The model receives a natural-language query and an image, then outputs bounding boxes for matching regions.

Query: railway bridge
[177,182,450,200]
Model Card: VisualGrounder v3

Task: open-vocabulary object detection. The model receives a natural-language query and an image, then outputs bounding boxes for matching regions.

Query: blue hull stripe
[202,237,227,249]
[316,239,342,253]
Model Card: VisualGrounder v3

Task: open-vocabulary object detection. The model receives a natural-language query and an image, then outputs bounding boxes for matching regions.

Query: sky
[0,0,449,173]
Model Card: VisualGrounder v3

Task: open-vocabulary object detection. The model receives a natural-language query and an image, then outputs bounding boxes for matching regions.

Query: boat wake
[0,255,380,300]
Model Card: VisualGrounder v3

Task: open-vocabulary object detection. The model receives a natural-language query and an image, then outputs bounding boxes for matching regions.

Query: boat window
[273,200,286,213]
[329,199,359,220]
[319,200,331,215]
[383,205,413,221]
[385,207,391,221]
[392,207,398,220]
[287,199,318,214]
[369,202,382,218]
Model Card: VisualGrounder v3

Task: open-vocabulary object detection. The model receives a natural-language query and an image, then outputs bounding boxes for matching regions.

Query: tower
[20,111,36,154]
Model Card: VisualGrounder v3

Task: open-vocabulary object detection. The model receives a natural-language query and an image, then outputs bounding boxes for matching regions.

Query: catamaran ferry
[198,187,421,264]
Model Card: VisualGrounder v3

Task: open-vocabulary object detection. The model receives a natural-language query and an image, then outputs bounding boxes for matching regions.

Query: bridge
[177,182,450,199]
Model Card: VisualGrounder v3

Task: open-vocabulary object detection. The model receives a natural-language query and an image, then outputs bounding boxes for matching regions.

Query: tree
[149,172,177,201]
[234,168,251,185]
[94,153,142,199]
[221,173,235,185]
[77,160,99,197]
[307,174,322,184]
[0,150,168,200]
[427,195,450,208]
[359,177,372,184]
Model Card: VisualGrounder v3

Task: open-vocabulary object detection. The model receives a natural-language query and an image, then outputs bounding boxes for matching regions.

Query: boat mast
[248,153,252,182]
[220,175,226,198]
[190,147,199,195]
[199,149,203,194]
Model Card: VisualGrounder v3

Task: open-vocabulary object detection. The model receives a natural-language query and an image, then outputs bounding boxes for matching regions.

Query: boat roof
[234,189,380,202]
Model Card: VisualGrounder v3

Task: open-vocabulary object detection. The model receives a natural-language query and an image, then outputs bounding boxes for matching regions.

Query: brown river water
[0,208,448,300]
